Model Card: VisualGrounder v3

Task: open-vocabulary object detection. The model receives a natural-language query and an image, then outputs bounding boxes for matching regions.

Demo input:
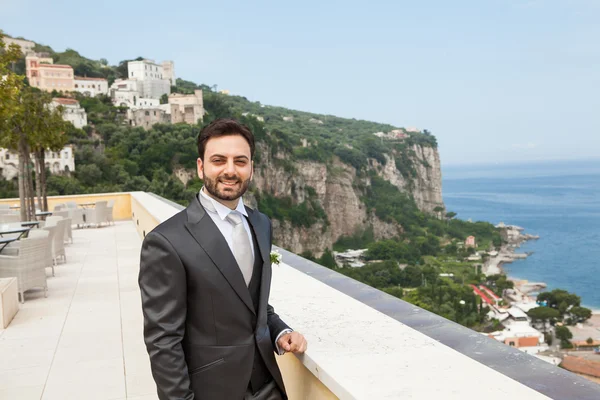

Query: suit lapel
[246,208,270,265]
[246,207,271,325]
[184,196,255,315]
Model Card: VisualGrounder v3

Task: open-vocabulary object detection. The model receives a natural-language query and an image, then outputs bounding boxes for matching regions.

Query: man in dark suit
[139,118,307,400]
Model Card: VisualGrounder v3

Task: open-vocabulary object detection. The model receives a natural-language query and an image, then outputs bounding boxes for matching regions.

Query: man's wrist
[274,328,293,355]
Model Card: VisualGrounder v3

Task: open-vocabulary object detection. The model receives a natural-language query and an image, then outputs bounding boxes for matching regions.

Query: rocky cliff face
[248,142,444,256]
[374,145,444,213]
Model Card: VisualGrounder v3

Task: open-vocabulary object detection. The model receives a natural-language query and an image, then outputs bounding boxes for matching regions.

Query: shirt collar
[200,186,248,221]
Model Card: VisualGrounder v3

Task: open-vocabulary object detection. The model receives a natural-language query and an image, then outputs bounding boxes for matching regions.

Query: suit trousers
[244,379,283,400]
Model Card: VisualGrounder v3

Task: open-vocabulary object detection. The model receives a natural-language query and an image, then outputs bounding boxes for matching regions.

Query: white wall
[139,79,170,99]
[0,146,75,180]
[74,79,109,97]
[161,61,176,86]
[128,60,164,81]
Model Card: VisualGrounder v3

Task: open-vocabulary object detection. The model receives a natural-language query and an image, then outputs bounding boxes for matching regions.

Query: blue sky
[2,0,599,166]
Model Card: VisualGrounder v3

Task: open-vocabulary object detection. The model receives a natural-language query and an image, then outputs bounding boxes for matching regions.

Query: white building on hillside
[0,145,75,180]
[127,59,171,99]
[51,98,87,129]
[161,61,176,86]
[74,77,108,97]
[169,90,205,124]
[110,79,159,109]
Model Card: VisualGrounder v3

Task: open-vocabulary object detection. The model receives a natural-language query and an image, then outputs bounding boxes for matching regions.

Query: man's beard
[203,171,251,202]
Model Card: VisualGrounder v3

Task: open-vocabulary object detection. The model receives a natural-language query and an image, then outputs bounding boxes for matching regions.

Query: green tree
[527,307,561,332]
[587,337,594,345]
[555,325,573,349]
[570,306,592,324]
[382,286,404,299]
[318,248,336,269]
[555,326,573,341]
[537,289,581,310]
[433,206,444,220]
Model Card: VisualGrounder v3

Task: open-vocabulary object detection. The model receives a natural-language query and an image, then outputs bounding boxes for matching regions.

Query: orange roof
[74,76,107,81]
[40,64,73,69]
[52,98,79,105]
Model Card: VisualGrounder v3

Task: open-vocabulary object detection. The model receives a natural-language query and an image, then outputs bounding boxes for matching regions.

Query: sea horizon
[443,159,600,310]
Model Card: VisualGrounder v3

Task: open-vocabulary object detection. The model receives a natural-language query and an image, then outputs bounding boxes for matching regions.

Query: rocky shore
[483,223,540,278]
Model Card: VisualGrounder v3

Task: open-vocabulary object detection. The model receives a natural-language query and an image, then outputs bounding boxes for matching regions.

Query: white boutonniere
[270,250,283,265]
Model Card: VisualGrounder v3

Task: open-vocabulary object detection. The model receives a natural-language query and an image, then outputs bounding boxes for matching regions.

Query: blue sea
[442,159,600,309]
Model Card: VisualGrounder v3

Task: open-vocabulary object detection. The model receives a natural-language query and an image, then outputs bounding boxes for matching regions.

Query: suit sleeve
[266,217,292,348]
[139,231,193,400]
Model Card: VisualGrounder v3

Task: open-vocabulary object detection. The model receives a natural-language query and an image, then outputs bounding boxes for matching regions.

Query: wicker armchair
[85,201,109,228]
[45,216,72,244]
[43,217,66,265]
[40,226,57,275]
[107,200,115,225]
[0,233,49,303]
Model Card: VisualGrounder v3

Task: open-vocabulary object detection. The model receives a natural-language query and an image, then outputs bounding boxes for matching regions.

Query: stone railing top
[135,192,600,400]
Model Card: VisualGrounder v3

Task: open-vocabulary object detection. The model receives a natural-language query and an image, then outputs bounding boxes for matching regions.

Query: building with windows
[126,59,171,99]
[169,90,205,125]
[74,77,108,97]
[0,145,75,180]
[129,108,170,130]
[51,98,87,129]
[26,55,74,92]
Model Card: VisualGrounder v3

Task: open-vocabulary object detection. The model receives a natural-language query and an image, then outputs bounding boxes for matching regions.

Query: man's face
[197,134,253,205]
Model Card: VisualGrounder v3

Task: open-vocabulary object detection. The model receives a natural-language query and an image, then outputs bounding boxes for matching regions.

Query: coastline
[483,224,545,295]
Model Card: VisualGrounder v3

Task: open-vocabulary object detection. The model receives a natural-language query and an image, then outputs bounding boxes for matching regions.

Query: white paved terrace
[0,221,157,400]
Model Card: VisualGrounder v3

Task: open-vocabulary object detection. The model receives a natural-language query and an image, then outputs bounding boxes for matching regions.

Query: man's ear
[197,158,204,179]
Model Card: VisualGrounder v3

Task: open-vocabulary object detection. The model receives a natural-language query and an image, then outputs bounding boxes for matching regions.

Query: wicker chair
[85,201,108,228]
[40,226,57,276]
[46,216,71,244]
[69,208,85,228]
[43,217,66,265]
[107,200,115,225]
[0,232,49,303]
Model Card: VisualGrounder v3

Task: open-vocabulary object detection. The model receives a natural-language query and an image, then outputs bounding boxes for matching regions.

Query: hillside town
[0,37,208,181]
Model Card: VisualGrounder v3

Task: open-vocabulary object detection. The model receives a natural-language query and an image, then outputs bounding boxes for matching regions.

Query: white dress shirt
[199,188,292,354]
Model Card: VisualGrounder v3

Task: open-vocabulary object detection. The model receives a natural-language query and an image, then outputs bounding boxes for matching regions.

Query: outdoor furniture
[38,226,57,276]
[44,218,66,265]
[107,200,115,225]
[50,214,72,243]
[35,211,52,219]
[69,208,85,228]
[53,204,66,211]
[0,226,30,241]
[66,201,78,209]
[85,201,108,228]
[0,277,19,328]
[0,233,49,303]
[21,221,40,229]
[0,238,19,254]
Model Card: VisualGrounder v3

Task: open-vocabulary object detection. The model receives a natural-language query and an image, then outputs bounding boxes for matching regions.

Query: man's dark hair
[197,118,255,160]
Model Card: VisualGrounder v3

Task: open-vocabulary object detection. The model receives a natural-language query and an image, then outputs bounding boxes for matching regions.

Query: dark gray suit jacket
[138,195,290,399]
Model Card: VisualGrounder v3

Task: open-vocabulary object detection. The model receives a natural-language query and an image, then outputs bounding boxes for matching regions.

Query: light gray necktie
[226,211,254,287]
